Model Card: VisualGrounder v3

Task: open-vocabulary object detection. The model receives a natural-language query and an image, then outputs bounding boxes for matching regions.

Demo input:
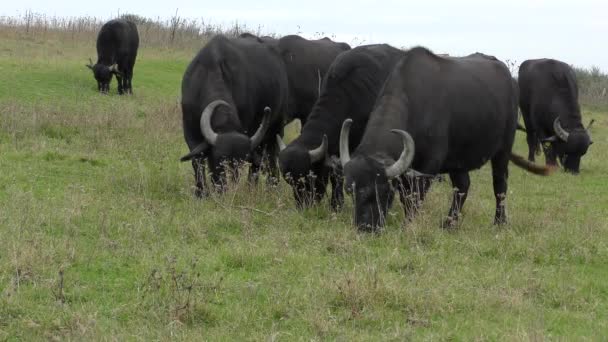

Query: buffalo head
[340,119,415,231]
[277,135,330,209]
[86,58,122,93]
[542,118,593,174]
[182,100,271,191]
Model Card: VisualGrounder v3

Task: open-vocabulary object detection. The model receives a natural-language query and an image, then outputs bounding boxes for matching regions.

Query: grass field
[1,32,607,340]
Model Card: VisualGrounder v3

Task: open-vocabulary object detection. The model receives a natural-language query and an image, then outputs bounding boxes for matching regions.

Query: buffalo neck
[554,96,584,130]
[296,88,351,155]
[356,91,410,161]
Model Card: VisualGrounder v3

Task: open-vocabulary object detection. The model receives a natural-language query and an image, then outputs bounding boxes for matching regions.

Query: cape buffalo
[277,44,404,210]
[518,58,593,174]
[340,48,553,231]
[277,35,351,124]
[180,34,289,197]
[86,19,139,94]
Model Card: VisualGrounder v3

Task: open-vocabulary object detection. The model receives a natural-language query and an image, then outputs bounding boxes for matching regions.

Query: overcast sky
[3,0,607,71]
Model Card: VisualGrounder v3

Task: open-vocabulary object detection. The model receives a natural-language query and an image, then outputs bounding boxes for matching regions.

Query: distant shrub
[573,66,608,109]
[0,11,275,50]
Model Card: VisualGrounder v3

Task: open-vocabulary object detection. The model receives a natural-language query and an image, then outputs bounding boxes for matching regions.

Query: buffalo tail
[509,153,555,176]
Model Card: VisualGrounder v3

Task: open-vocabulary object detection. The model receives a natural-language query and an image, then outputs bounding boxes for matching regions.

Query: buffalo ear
[86,64,94,70]
[541,136,558,143]
[180,142,209,162]
[109,64,124,76]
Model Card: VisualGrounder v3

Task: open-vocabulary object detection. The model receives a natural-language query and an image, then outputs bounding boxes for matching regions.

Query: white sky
[3,0,607,71]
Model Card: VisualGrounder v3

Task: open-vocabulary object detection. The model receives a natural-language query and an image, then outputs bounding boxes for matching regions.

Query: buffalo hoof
[441,216,459,230]
[357,224,382,234]
[194,187,208,199]
[330,198,344,213]
[493,215,507,225]
[405,211,418,222]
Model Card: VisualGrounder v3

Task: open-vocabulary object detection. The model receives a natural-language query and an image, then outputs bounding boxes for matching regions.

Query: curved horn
[250,107,272,150]
[339,119,353,167]
[587,119,595,144]
[308,135,328,163]
[553,118,570,142]
[276,134,287,151]
[385,129,415,178]
[200,100,229,146]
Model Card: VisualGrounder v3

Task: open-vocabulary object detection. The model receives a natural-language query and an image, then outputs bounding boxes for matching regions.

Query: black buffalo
[340,48,553,231]
[180,34,289,197]
[86,19,139,94]
[276,35,351,124]
[518,58,593,174]
[277,44,404,210]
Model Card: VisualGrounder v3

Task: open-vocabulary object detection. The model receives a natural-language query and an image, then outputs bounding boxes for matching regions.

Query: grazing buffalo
[277,44,404,210]
[277,35,351,124]
[518,58,593,174]
[180,34,289,197]
[340,48,553,231]
[86,19,139,94]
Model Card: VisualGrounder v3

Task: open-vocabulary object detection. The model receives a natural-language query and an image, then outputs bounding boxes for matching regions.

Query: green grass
[1,34,607,340]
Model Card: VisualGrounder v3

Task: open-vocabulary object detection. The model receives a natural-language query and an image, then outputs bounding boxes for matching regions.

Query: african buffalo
[518,58,593,174]
[340,48,553,231]
[180,34,289,197]
[276,35,351,124]
[86,19,139,94]
[277,44,404,210]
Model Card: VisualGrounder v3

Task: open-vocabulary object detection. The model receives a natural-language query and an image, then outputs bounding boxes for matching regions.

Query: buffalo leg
[127,69,134,94]
[248,152,261,186]
[115,74,124,95]
[398,176,432,221]
[329,169,344,211]
[264,143,280,187]
[442,171,470,229]
[491,153,509,225]
[521,109,538,162]
[192,157,208,198]
[526,130,538,162]
[544,143,559,167]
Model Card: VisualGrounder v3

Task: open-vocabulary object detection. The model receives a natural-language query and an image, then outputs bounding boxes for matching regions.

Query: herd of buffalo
[87,19,594,231]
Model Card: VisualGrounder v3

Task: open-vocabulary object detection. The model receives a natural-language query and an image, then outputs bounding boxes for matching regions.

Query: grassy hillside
[1,32,607,340]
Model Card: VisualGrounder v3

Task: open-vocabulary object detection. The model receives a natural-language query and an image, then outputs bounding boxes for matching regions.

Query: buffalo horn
[587,119,595,144]
[339,119,353,167]
[276,135,287,151]
[250,107,272,150]
[385,129,415,178]
[553,118,570,142]
[200,100,229,146]
[308,135,328,163]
